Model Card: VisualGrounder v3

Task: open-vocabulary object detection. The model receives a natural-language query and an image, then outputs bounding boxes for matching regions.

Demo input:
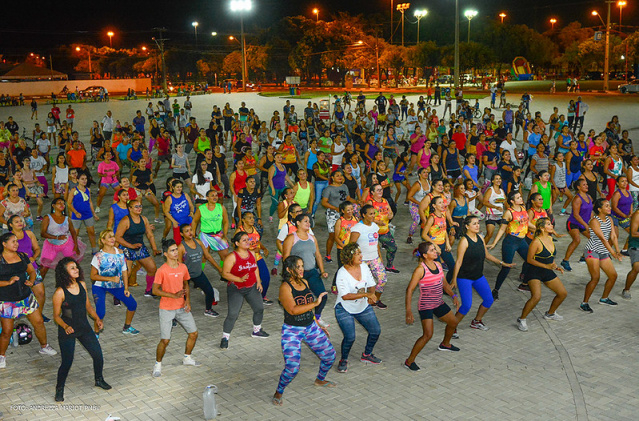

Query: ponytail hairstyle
[581,158,592,172]
[338,200,353,215]
[231,231,248,250]
[282,255,304,284]
[414,241,435,261]
[461,215,479,237]
[533,217,551,238]
[527,192,542,209]
[593,198,609,215]
[287,204,302,221]
[507,191,520,207]
[430,195,444,215]
[0,232,16,253]
[573,177,587,192]
[279,186,293,200]
[360,204,375,219]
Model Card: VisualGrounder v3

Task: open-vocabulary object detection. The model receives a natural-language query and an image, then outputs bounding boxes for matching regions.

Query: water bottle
[11,329,19,347]
[203,385,218,420]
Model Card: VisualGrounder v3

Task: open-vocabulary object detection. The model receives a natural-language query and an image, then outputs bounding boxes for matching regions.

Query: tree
[407,41,441,68]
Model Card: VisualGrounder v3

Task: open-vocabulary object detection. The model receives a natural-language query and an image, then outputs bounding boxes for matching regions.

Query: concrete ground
[0,92,638,420]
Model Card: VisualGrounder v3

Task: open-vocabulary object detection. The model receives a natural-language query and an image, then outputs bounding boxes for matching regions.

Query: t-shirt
[192,171,213,199]
[36,138,51,154]
[154,263,191,310]
[172,153,188,174]
[98,160,120,184]
[237,189,259,213]
[335,263,376,314]
[156,136,170,156]
[350,222,379,261]
[133,116,146,133]
[29,156,47,176]
[113,187,137,202]
[133,168,152,190]
[322,184,349,209]
[67,149,86,168]
[91,249,127,289]
[116,143,132,161]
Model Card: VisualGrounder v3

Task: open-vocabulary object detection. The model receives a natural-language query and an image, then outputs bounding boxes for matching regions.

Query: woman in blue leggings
[273,256,336,406]
[451,216,515,334]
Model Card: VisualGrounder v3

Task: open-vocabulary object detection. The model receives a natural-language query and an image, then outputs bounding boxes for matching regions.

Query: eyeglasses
[133,205,142,209]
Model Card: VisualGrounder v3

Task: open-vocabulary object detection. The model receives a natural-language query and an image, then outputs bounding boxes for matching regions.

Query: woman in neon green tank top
[293,169,314,213]
[191,190,230,260]
[529,170,553,218]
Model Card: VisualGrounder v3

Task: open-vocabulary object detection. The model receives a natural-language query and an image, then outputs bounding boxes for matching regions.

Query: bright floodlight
[591,10,599,15]
[192,21,199,27]
[550,18,557,23]
[75,47,81,51]
[465,10,478,19]
[211,32,218,36]
[618,1,627,6]
[230,0,252,12]
[107,31,114,37]
[313,8,318,14]
[414,9,428,18]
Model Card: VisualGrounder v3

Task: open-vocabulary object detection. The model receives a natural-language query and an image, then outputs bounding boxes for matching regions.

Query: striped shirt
[586,216,612,255]
[417,262,445,311]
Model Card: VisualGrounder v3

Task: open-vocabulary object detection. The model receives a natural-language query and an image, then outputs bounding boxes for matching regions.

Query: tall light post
[390,0,394,44]
[592,5,613,91]
[618,0,626,27]
[550,18,557,30]
[414,9,428,44]
[75,46,92,78]
[192,21,199,48]
[357,40,380,88]
[312,8,319,22]
[107,31,114,48]
[465,10,477,43]
[499,13,506,23]
[230,0,252,92]
[396,3,411,47]
[454,0,460,88]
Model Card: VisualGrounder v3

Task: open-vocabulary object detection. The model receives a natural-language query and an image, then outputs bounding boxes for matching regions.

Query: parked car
[437,74,453,84]
[618,81,639,94]
[80,85,105,96]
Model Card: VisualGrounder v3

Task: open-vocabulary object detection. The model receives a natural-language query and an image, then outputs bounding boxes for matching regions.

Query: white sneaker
[517,318,528,332]
[39,344,58,356]
[154,218,162,223]
[152,363,162,377]
[0,355,6,369]
[544,312,564,321]
[317,318,330,328]
[183,355,201,366]
[94,207,101,214]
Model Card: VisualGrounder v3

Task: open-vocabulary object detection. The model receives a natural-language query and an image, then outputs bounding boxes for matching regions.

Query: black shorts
[485,218,506,226]
[524,268,557,283]
[172,172,189,180]
[447,169,461,179]
[419,302,451,320]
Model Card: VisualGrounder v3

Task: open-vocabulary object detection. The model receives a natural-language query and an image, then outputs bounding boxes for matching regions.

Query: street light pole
[414,9,428,44]
[454,0,460,89]
[465,10,477,43]
[618,0,626,28]
[192,22,199,48]
[604,1,612,91]
[390,0,394,44]
[396,3,410,47]
[230,0,252,92]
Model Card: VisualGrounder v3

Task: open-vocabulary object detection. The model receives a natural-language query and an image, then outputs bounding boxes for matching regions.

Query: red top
[113,187,138,202]
[233,170,248,195]
[156,136,170,156]
[229,250,257,288]
[452,132,467,150]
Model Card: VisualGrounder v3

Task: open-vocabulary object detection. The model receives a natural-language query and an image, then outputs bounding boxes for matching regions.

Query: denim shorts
[585,250,610,260]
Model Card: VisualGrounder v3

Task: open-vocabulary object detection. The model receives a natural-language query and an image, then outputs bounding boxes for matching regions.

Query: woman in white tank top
[482,174,505,244]
[52,154,69,199]
[628,156,639,209]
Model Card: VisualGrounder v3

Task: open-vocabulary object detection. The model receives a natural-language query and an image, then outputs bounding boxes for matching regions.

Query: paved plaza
[1,91,639,420]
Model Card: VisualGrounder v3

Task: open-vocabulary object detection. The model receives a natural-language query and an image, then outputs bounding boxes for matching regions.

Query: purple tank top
[614,190,632,218]
[273,164,286,189]
[568,193,593,229]
[16,231,37,270]
[366,144,379,161]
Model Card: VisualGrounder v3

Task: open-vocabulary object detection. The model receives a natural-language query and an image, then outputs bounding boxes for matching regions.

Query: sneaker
[183,355,201,366]
[470,319,489,331]
[440,261,449,271]
[220,337,229,349]
[39,344,58,356]
[544,312,564,321]
[492,289,499,300]
[385,266,400,274]
[317,318,330,328]
[517,283,530,292]
[36,216,43,221]
[560,260,572,272]
[452,329,460,339]
[374,300,388,310]
[152,363,162,377]
[580,303,594,313]
[324,255,333,263]
[113,298,121,306]
[154,218,162,223]
[331,285,338,294]
[122,326,140,335]
[621,249,630,257]
[252,328,270,338]
[95,207,101,214]
[517,318,528,332]
[559,208,566,215]
[622,289,632,300]
[599,297,618,306]
[204,309,220,318]
[144,291,155,298]
[578,256,586,264]
[403,201,409,206]
[269,216,274,223]
[337,359,348,373]
[0,355,5,369]
[403,360,420,371]
[270,268,278,276]
[406,236,413,244]
[360,353,382,364]
[263,298,274,306]
[438,343,461,352]
[230,223,236,230]
[172,319,178,327]
[42,315,51,323]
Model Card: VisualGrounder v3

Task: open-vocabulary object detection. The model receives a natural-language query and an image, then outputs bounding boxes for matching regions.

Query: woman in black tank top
[273,256,335,406]
[581,159,601,200]
[451,216,514,333]
[52,257,111,402]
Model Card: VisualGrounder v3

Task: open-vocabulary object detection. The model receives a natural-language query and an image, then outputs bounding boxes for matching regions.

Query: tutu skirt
[40,238,87,269]
[200,231,229,251]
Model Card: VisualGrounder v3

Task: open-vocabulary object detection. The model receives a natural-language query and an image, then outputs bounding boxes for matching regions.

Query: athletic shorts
[566,220,587,232]
[159,307,197,340]
[158,154,171,162]
[418,302,451,320]
[485,217,505,226]
[630,247,639,265]
[71,217,95,229]
[326,209,340,233]
[585,250,610,261]
[122,245,151,261]
[172,172,189,180]
[101,182,120,189]
[612,214,630,229]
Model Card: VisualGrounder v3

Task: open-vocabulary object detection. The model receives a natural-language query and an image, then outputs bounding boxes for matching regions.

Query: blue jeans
[494,234,528,291]
[304,268,327,316]
[437,244,455,283]
[92,285,137,319]
[312,180,328,215]
[334,303,381,361]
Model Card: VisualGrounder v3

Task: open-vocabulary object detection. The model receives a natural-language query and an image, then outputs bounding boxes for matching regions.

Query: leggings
[37,175,49,196]
[457,276,494,316]
[378,232,397,267]
[222,283,264,334]
[190,272,216,310]
[273,251,282,268]
[257,258,271,298]
[365,257,388,293]
[437,244,455,283]
[409,202,421,237]
[276,322,336,394]
[56,331,104,388]
[270,187,285,217]
[335,303,381,361]
[92,284,138,320]
[304,268,327,316]
[494,234,528,292]
[332,247,345,289]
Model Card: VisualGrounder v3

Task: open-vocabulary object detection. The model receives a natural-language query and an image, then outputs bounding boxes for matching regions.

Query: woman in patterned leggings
[273,256,336,406]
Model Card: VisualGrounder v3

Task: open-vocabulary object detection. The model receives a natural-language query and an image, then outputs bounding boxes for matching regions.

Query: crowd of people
[0,89,637,406]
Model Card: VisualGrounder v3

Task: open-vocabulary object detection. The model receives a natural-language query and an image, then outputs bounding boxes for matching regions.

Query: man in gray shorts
[152,239,200,377]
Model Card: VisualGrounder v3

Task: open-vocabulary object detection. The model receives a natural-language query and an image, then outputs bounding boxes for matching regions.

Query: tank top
[430,164,444,181]
[291,232,317,271]
[272,164,286,189]
[419,150,431,169]
[122,215,145,247]
[281,143,297,164]
[71,187,92,220]
[568,193,593,228]
[54,166,69,184]
[130,147,142,163]
[239,224,263,261]
[278,200,294,229]
[173,154,188,174]
[614,190,632,219]
[371,198,391,235]
[199,203,223,234]
[1,198,27,228]
[244,155,257,176]
[553,162,567,189]
[507,208,528,238]
[584,175,598,200]
[486,187,505,217]
[233,170,248,194]
[294,182,311,209]
[46,215,70,246]
[332,142,346,166]
[445,149,460,171]
[111,204,129,231]
[568,152,583,174]
[533,154,549,172]
[535,181,552,210]
[229,250,257,288]
[305,151,317,170]
[58,283,92,338]
[609,155,623,176]
[463,165,478,184]
[428,214,447,245]
[282,279,315,327]
[586,216,612,254]
[630,167,639,193]
[527,208,548,239]
[336,216,358,249]
[16,231,36,269]
[182,239,204,277]
[417,262,445,311]
[413,181,429,204]
[169,194,191,224]
[458,234,485,280]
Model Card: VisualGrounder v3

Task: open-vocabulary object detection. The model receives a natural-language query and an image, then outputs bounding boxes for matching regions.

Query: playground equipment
[511,57,533,81]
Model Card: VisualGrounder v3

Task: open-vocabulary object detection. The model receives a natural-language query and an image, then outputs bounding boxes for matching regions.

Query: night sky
[1,0,635,56]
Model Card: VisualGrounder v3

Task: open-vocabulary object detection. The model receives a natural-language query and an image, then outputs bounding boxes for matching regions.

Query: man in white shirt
[101,110,114,141]
[183,96,192,118]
